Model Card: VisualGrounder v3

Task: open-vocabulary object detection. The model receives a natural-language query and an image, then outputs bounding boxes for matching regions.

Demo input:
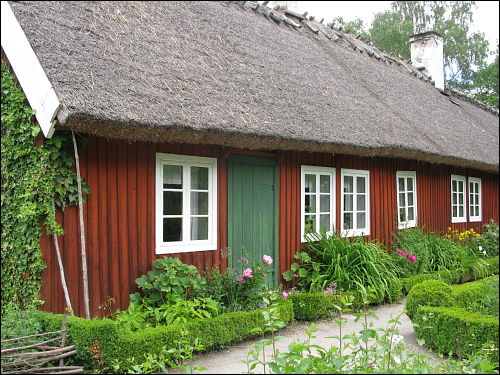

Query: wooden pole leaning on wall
[72,131,90,319]
[52,202,74,316]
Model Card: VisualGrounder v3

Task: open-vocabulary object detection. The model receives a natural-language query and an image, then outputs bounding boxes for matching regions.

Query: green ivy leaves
[1,63,88,311]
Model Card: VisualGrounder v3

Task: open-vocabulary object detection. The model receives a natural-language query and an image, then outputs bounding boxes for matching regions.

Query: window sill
[156,242,217,254]
[398,221,417,230]
[341,229,370,238]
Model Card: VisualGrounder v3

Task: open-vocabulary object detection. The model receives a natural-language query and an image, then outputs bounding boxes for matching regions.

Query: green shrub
[399,256,499,295]
[414,306,499,363]
[196,258,273,312]
[1,303,42,341]
[283,232,401,303]
[474,222,500,258]
[130,257,206,307]
[485,256,499,274]
[405,280,453,319]
[289,293,349,321]
[115,296,221,331]
[452,276,499,317]
[28,300,294,370]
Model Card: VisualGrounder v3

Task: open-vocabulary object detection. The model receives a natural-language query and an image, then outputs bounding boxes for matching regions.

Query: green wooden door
[228,155,278,286]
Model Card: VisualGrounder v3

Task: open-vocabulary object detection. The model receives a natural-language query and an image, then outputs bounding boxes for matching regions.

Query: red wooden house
[2,1,498,317]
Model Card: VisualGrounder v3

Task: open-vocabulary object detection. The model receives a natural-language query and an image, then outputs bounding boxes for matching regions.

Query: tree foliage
[369,1,490,87]
[465,48,499,107]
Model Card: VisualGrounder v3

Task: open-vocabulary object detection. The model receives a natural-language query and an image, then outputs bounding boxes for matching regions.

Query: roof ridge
[244,1,499,117]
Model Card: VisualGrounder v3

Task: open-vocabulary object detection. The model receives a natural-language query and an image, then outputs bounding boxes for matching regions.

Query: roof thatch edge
[57,111,499,174]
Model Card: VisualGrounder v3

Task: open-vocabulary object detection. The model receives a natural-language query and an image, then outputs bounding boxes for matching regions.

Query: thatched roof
[8,1,500,172]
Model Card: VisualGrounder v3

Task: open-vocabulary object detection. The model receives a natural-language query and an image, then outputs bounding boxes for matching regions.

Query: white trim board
[1,1,60,138]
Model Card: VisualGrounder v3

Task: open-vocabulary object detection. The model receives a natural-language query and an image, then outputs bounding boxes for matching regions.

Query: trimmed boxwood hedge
[29,300,294,370]
[400,256,499,294]
[452,275,499,310]
[289,293,346,321]
[413,306,499,363]
[405,280,453,320]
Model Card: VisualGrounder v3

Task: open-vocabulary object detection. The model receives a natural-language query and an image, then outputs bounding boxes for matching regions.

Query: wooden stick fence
[1,315,83,374]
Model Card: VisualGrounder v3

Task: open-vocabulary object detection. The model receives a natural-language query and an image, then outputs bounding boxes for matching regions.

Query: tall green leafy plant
[129,257,206,307]
[1,63,88,310]
[393,228,479,277]
[283,232,401,303]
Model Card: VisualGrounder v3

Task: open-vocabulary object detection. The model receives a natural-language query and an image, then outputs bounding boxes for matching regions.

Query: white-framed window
[341,169,370,237]
[155,153,217,254]
[300,166,336,239]
[396,171,418,229]
[451,174,466,223]
[468,177,482,222]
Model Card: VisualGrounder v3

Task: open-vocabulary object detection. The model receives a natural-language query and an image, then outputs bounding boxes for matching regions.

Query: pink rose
[263,255,273,265]
[396,249,405,256]
[236,276,245,284]
[242,268,253,278]
[408,255,417,263]
[282,291,289,299]
[492,232,497,237]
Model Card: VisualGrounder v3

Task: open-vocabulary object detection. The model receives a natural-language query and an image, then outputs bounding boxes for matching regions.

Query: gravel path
[171,299,441,374]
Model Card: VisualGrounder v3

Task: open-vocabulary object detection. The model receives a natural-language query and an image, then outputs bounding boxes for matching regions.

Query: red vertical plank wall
[39,136,499,317]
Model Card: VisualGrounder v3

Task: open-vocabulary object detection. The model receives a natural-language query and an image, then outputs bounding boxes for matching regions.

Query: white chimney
[409,32,444,90]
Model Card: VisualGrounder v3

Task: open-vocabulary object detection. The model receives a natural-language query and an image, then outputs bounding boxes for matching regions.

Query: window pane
[399,208,406,222]
[320,195,330,213]
[305,215,316,233]
[453,206,457,217]
[469,182,474,194]
[305,195,316,213]
[163,218,182,242]
[407,192,413,206]
[458,193,463,205]
[344,194,353,211]
[398,177,405,192]
[343,212,353,229]
[408,207,414,221]
[399,193,406,207]
[190,217,208,240]
[459,206,464,217]
[458,181,463,193]
[191,167,208,190]
[164,165,183,189]
[320,175,330,193]
[320,214,330,231]
[407,177,413,191]
[453,193,457,204]
[305,174,316,193]
[344,176,353,193]
[164,191,182,215]
[452,180,457,192]
[475,195,479,205]
[357,212,366,229]
[357,194,365,211]
[356,177,365,193]
[191,192,208,215]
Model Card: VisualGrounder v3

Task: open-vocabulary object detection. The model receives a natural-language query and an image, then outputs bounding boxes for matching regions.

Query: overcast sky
[270,1,499,61]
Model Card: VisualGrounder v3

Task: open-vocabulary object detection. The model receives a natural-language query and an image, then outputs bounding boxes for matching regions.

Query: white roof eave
[1,1,60,138]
